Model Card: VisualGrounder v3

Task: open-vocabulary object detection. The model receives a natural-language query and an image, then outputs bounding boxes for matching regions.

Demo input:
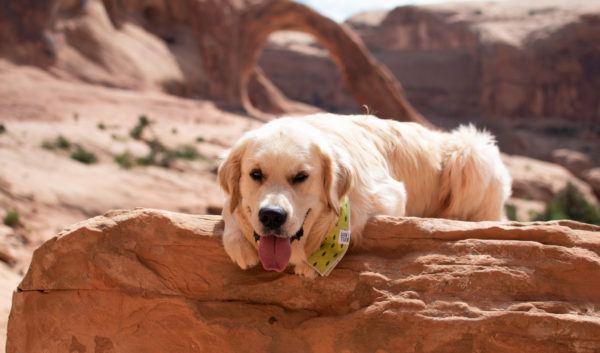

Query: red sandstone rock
[355,0,600,124]
[552,148,594,178]
[6,208,600,352]
[0,0,428,125]
[584,168,600,198]
[503,154,598,205]
[261,0,600,123]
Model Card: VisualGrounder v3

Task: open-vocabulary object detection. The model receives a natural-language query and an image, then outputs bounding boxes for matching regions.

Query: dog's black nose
[259,206,287,229]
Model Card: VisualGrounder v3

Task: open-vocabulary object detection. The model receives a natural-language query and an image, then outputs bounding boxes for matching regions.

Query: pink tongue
[258,236,292,272]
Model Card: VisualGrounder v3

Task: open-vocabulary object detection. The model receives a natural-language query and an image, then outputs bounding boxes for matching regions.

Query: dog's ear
[317,144,353,214]
[218,139,248,213]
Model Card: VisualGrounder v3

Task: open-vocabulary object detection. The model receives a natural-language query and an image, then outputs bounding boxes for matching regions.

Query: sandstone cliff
[261,0,600,124]
[0,0,426,124]
[7,209,600,352]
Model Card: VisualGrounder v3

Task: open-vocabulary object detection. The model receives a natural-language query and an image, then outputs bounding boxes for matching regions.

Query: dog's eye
[291,172,309,184]
[249,169,263,182]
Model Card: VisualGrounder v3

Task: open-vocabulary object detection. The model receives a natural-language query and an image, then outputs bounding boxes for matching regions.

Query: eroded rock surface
[261,0,600,124]
[7,209,600,352]
[0,0,426,124]
[504,154,598,205]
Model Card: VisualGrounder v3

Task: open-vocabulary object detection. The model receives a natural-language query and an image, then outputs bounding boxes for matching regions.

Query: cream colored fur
[219,113,512,278]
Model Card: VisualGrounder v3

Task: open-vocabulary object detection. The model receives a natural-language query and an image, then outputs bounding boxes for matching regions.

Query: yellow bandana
[307,197,351,276]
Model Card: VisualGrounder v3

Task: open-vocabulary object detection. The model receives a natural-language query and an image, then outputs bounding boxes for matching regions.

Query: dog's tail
[438,124,512,221]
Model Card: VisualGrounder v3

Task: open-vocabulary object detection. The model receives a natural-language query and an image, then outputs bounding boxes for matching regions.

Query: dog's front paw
[294,262,318,279]
[223,232,259,270]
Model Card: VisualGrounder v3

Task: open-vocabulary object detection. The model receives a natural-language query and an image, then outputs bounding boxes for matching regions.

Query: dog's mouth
[253,209,310,272]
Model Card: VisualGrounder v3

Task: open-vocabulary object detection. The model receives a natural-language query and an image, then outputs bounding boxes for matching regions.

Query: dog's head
[218,118,352,271]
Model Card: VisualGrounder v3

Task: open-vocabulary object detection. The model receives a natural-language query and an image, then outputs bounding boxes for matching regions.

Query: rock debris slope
[7,209,600,352]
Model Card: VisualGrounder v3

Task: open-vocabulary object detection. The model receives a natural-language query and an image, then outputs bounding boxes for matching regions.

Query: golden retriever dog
[218,113,511,278]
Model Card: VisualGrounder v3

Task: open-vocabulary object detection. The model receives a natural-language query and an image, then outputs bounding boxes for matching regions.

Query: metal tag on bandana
[307,197,351,276]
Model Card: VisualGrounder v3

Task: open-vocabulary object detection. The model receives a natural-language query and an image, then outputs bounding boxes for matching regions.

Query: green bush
[114,151,135,169]
[130,115,150,140]
[135,156,154,166]
[535,183,600,225]
[42,136,98,166]
[71,146,98,164]
[121,117,204,168]
[56,136,71,149]
[171,145,199,160]
[42,135,71,150]
[505,204,517,221]
[3,210,19,228]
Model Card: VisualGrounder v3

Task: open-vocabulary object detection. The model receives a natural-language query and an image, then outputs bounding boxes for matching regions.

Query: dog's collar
[307,196,351,276]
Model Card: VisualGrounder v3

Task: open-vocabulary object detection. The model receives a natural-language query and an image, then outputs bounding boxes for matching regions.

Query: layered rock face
[261,0,600,123]
[7,209,600,352]
[0,0,426,124]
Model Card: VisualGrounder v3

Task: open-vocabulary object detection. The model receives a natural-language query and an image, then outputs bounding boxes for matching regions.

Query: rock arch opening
[255,30,358,115]
[237,1,430,126]
[49,0,430,125]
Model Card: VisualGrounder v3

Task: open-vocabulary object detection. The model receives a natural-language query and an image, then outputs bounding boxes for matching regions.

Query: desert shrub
[505,204,517,221]
[142,138,168,166]
[114,151,135,169]
[131,143,201,168]
[152,144,200,167]
[42,136,98,165]
[3,210,19,228]
[111,134,128,142]
[171,145,199,160]
[42,135,71,150]
[120,116,204,168]
[70,146,98,164]
[0,123,6,134]
[56,136,71,149]
[196,136,205,143]
[130,115,150,140]
[134,156,152,166]
[535,183,600,225]
[147,139,200,165]
[97,122,106,130]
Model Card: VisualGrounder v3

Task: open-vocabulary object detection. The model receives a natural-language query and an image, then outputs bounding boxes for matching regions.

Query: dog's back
[302,114,511,221]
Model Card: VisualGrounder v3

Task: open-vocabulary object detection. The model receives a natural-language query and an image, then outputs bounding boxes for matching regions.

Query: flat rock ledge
[6,208,600,352]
